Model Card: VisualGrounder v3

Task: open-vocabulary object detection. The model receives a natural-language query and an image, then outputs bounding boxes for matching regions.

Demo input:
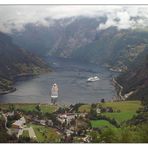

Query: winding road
[113,78,125,100]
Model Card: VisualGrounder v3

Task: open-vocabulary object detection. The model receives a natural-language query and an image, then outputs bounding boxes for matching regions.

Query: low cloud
[98,6,148,30]
[0,5,148,33]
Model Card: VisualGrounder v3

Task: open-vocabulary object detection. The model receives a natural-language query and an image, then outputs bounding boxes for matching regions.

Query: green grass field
[22,130,29,138]
[78,101,141,114]
[102,112,136,123]
[40,104,58,113]
[91,120,115,128]
[100,101,141,112]
[30,124,61,143]
[78,101,141,124]
[78,104,91,113]
[0,104,59,113]
[100,101,141,123]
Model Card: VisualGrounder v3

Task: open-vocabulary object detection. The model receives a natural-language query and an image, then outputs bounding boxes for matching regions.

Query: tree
[91,103,97,108]
[9,104,15,111]
[35,104,41,112]
[100,128,117,143]
[90,131,100,143]
[119,127,133,143]
[101,99,105,103]
[89,108,97,120]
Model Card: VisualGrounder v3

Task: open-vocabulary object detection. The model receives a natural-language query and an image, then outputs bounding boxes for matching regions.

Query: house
[6,111,14,117]
[57,113,76,125]
[47,120,53,126]
[96,108,101,114]
[65,129,74,137]
[78,113,87,118]
[12,117,26,129]
[40,120,46,126]
[82,135,91,143]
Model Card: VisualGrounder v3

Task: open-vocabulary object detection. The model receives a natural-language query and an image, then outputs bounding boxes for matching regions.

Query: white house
[12,117,26,129]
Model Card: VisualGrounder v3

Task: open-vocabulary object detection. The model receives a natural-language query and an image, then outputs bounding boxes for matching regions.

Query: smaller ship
[87,76,100,82]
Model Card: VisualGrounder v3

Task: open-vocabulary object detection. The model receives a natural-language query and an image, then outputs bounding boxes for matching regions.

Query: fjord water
[0,57,117,104]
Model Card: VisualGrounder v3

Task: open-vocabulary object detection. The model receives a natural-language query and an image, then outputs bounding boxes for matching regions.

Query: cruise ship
[87,76,100,82]
[51,83,58,104]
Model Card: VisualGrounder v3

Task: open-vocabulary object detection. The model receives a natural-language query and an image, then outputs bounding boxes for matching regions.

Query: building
[40,120,46,126]
[96,108,101,114]
[47,120,53,126]
[12,117,26,129]
[57,113,76,125]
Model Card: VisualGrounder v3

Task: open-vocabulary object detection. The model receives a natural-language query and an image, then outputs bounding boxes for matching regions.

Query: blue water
[0,57,117,104]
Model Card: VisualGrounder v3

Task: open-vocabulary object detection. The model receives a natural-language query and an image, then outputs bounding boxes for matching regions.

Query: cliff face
[11,17,103,57]
[116,55,148,102]
[72,29,148,70]
[0,32,50,92]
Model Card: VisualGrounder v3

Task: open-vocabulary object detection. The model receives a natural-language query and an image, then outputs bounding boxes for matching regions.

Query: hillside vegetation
[0,32,50,93]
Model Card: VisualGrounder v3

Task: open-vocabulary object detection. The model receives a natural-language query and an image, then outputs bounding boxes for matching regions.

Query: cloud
[98,6,148,30]
[0,5,148,33]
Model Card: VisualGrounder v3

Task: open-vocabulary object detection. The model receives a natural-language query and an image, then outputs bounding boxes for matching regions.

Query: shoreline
[0,71,51,96]
[0,88,16,95]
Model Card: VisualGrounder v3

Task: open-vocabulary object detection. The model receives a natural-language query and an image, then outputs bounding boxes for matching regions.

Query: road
[113,78,125,100]
[17,127,37,139]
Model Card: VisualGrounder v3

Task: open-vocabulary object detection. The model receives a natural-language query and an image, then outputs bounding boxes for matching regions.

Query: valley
[0,57,118,104]
[0,5,148,143]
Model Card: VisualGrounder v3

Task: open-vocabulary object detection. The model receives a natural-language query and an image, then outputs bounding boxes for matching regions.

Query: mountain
[116,55,148,103]
[9,16,148,102]
[11,17,148,70]
[72,28,148,71]
[11,17,106,57]
[0,32,50,93]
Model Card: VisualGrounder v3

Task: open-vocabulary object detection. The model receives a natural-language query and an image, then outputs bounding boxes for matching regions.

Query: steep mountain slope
[116,55,148,102]
[0,32,49,93]
[72,28,148,71]
[11,17,106,57]
[11,17,148,72]
[9,16,148,102]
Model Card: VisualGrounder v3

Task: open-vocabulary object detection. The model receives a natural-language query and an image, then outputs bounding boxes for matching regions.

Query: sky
[1,5,148,32]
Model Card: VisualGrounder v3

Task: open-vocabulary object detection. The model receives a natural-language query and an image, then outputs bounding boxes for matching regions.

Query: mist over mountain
[10,16,148,68]
[11,17,106,56]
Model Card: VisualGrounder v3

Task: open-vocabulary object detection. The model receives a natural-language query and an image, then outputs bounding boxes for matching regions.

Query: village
[0,103,94,143]
[0,100,141,143]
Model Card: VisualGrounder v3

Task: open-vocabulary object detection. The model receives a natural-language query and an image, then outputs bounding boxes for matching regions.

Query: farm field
[100,101,141,123]
[78,104,91,113]
[100,101,141,112]
[91,120,115,128]
[30,124,61,143]
[102,112,136,123]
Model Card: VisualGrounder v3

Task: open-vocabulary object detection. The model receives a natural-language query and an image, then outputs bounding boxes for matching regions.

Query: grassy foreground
[101,101,141,123]
[0,104,59,113]
[78,101,141,124]
[101,101,141,112]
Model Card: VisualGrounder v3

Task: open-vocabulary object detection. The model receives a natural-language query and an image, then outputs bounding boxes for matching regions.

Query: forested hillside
[0,32,50,93]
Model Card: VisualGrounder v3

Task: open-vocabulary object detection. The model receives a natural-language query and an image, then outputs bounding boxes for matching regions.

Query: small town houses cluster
[1,109,92,142]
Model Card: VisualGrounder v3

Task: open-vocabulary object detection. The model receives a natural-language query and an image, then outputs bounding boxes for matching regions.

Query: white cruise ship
[51,83,58,104]
[87,76,100,82]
